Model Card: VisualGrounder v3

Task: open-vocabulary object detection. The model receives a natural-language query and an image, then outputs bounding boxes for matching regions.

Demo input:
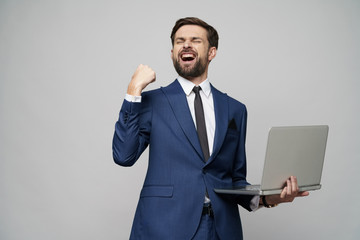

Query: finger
[298,191,310,197]
[291,176,299,194]
[286,179,292,196]
[280,186,287,199]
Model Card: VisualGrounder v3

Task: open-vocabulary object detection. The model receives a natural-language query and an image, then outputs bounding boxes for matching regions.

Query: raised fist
[127,64,156,96]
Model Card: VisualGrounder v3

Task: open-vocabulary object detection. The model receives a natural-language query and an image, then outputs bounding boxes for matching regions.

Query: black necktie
[193,86,210,162]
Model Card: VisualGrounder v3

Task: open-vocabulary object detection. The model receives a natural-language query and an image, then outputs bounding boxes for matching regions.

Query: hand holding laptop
[260,176,309,208]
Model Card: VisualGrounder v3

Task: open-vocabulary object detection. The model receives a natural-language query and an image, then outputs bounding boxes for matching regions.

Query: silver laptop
[214,125,329,196]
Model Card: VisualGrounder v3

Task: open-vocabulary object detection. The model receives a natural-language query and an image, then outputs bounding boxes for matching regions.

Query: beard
[172,53,208,79]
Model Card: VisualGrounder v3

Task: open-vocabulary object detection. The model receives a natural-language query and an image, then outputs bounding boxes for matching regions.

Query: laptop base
[214,184,321,196]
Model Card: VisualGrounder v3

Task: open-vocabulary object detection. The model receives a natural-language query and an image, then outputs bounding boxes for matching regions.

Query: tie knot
[193,86,201,94]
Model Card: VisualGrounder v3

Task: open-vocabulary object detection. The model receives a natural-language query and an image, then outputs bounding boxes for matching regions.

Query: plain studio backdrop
[1,0,359,239]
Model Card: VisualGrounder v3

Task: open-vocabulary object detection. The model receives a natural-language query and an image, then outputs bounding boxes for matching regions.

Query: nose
[183,40,192,49]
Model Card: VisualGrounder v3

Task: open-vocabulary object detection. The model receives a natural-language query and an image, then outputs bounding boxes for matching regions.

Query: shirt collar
[177,76,211,97]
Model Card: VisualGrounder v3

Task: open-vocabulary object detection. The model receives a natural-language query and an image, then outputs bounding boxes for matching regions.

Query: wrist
[127,84,143,96]
[261,196,278,208]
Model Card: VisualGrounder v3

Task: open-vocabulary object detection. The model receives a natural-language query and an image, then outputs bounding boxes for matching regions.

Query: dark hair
[170,17,219,49]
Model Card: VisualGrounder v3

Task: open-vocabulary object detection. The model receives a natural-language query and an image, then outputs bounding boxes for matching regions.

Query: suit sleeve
[112,94,152,166]
[232,105,255,211]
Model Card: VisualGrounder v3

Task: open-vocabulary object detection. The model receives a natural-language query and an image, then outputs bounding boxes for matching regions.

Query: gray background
[1,0,359,239]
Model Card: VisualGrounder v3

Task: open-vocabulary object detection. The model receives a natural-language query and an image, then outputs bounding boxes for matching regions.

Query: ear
[208,47,217,61]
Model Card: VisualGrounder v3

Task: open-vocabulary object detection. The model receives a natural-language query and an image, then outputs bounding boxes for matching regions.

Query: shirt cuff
[250,195,262,211]
[125,94,142,103]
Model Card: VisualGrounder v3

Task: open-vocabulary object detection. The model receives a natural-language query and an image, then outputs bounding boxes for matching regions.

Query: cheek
[197,46,207,56]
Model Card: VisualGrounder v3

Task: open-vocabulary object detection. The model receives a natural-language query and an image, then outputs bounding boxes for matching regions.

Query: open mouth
[180,52,196,62]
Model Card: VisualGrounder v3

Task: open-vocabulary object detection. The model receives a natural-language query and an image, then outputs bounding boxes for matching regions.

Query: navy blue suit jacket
[113,80,253,239]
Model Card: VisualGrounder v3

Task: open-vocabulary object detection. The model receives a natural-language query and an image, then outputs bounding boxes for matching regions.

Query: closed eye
[192,37,203,43]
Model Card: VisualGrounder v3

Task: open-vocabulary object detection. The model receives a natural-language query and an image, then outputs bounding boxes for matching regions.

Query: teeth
[182,54,194,58]
[181,52,195,61]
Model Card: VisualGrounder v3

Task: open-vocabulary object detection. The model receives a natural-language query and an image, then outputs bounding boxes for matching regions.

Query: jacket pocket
[226,128,240,136]
[140,185,174,198]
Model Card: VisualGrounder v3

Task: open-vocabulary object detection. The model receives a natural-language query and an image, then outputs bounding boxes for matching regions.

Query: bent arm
[112,97,151,166]
[230,105,255,211]
[112,64,155,166]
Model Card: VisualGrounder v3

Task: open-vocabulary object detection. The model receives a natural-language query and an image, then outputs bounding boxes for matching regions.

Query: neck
[182,68,209,86]
[186,76,207,86]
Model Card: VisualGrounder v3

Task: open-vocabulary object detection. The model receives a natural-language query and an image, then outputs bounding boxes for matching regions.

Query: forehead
[174,25,208,39]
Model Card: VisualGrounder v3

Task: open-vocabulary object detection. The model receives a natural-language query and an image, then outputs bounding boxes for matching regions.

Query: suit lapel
[206,85,229,166]
[161,80,204,160]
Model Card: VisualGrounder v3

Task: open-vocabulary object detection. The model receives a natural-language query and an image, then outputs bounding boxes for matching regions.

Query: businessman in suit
[112,17,308,240]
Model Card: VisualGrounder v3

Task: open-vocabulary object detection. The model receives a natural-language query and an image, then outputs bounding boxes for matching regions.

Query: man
[112,17,308,240]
